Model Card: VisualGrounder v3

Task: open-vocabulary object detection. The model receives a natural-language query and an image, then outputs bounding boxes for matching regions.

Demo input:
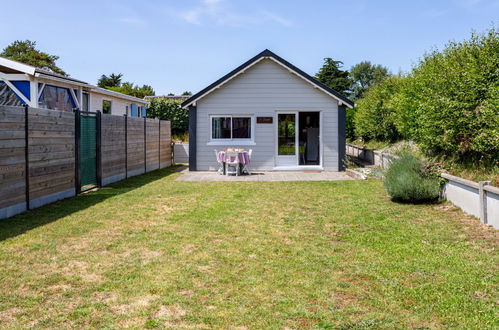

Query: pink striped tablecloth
[217,151,250,165]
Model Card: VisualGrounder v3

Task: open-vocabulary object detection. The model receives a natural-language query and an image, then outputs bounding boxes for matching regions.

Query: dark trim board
[188,105,197,171]
[338,105,346,171]
[181,49,354,109]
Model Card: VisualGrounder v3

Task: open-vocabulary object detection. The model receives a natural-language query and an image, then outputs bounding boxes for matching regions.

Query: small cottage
[182,49,354,171]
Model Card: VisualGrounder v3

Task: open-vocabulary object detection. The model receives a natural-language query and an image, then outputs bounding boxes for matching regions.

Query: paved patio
[176,168,355,182]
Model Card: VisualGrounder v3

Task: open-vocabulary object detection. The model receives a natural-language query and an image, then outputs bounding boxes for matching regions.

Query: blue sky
[1,0,497,95]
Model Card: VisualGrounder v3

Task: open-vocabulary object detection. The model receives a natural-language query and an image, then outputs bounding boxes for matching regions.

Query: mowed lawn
[0,167,497,329]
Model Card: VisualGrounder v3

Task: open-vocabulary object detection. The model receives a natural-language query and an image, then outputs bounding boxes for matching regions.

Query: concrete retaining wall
[346,143,397,169]
[442,173,498,229]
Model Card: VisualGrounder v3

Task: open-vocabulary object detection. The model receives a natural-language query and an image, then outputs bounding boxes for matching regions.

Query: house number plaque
[257,117,273,124]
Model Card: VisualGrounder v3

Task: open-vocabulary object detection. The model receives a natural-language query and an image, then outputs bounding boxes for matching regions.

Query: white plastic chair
[242,149,252,175]
[214,149,224,175]
[225,151,239,176]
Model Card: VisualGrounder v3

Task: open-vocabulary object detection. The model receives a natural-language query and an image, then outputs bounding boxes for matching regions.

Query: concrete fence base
[346,143,397,169]
[441,174,498,228]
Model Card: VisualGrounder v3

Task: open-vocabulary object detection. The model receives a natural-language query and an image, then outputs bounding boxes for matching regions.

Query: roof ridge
[182,49,353,108]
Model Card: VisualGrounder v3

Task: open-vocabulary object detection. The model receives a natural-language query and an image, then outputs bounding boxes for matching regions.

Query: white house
[182,49,354,172]
[0,56,148,116]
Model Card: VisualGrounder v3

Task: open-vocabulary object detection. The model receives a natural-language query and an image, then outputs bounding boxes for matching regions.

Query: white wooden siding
[90,92,144,116]
[196,59,340,171]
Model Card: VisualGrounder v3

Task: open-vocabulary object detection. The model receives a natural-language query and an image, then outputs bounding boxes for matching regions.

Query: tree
[147,98,188,135]
[97,73,155,98]
[97,73,123,88]
[109,83,155,98]
[394,28,499,162]
[354,76,402,142]
[1,40,66,75]
[315,58,352,95]
[349,61,390,100]
[182,91,192,96]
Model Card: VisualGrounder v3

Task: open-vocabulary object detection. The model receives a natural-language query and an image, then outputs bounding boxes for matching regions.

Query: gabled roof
[0,56,89,85]
[181,49,354,108]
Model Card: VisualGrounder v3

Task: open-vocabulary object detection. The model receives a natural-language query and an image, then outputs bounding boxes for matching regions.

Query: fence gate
[75,111,101,193]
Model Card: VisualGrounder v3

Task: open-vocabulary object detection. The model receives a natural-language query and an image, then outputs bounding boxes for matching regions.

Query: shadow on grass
[0,166,183,242]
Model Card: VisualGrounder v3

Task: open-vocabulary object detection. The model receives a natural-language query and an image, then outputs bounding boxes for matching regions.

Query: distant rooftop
[144,95,191,101]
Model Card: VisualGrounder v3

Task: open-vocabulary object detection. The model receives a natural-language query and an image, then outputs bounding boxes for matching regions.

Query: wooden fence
[0,105,171,219]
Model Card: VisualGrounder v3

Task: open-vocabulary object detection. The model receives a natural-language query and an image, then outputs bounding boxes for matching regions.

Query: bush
[354,27,499,163]
[146,98,188,135]
[345,28,498,183]
[345,106,357,140]
[354,76,402,142]
[384,154,441,202]
[399,28,499,162]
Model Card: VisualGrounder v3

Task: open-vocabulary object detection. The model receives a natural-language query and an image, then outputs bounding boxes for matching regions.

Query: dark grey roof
[182,49,354,108]
[145,95,190,101]
[35,68,89,85]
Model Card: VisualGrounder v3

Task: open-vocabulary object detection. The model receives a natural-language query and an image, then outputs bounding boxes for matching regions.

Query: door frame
[274,110,323,169]
[275,111,299,166]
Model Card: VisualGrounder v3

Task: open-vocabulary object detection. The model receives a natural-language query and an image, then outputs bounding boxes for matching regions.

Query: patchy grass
[0,167,497,328]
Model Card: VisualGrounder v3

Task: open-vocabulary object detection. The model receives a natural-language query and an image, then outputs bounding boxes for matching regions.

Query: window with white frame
[211,116,252,140]
[102,100,112,114]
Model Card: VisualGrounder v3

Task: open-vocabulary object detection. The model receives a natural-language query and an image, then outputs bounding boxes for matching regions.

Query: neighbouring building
[182,49,354,172]
[144,95,190,102]
[0,56,148,116]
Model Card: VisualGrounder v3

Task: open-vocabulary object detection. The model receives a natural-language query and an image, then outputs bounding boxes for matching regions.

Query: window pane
[103,100,112,114]
[212,117,231,139]
[278,114,296,155]
[232,117,251,139]
[82,93,89,111]
[38,85,73,112]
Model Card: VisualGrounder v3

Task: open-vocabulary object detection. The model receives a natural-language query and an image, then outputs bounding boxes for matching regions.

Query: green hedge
[147,98,188,136]
[353,27,499,163]
[354,76,402,142]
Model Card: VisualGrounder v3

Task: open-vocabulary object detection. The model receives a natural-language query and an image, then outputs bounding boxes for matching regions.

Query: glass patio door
[276,113,298,166]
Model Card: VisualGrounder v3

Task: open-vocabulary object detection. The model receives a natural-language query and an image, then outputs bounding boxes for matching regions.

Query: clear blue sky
[1,0,497,95]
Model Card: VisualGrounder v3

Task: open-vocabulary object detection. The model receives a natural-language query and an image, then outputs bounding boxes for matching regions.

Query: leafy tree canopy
[315,58,352,96]
[1,40,66,76]
[350,61,390,100]
[147,98,188,135]
[98,73,155,98]
[97,73,123,88]
[182,91,192,96]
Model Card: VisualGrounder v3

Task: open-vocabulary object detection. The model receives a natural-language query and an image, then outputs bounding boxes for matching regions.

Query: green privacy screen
[79,115,97,187]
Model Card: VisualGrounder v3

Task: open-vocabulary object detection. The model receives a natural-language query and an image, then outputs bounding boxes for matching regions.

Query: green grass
[0,167,497,328]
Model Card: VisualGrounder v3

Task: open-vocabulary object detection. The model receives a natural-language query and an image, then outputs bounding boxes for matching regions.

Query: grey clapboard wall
[194,59,340,171]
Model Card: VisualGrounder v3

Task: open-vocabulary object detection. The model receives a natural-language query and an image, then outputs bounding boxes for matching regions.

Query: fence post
[24,105,30,210]
[479,181,491,224]
[158,119,161,169]
[74,110,81,194]
[144,117,147,173]
[172,142,175,166]
[96,111,102,187]
[124,114,128,179]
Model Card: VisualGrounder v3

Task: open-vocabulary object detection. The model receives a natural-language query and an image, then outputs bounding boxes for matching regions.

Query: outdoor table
[217,150,250,175]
